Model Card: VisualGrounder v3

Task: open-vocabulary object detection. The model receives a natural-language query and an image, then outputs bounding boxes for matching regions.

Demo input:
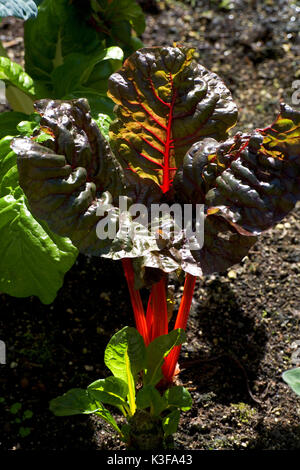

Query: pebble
[227,270,237,279]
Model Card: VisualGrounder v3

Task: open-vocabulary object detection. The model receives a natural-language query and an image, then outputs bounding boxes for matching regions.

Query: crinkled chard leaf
[163,103,300,276]
[33,98,124,196]
[174,103,300,235]
[108,46,237,194]
[12,101,118,256]
[13,47,300,283]
[12,98,159,259]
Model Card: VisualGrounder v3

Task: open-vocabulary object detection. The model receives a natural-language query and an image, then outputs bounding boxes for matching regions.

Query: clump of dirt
[0,0,300,451]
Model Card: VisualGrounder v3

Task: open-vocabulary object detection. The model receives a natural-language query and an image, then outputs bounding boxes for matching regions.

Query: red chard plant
[9,46,300,447]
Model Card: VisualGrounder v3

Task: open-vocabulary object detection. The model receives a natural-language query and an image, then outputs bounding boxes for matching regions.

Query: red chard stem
[162,274,197,382]
[122,258,150,346]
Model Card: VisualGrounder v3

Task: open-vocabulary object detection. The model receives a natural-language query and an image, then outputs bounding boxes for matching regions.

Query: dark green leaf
[144,329,186,386]
[162,409,181,437]
[136,384,167,416]
[24,0,101,81]
[0,112,28,139]
[49,388,100,416]
[51,47,123,98]
[105,0,146,36]
[50,386,122,434]
[163,386,192,411]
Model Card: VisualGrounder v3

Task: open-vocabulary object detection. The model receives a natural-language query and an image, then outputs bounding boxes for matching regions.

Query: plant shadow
[179,277,268,405]
[248,423,300,450]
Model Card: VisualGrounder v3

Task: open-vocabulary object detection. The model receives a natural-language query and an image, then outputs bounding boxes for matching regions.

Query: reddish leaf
[108,46,237,194]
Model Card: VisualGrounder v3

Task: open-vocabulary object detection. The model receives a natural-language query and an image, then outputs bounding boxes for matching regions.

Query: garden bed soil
[0,0,300,451]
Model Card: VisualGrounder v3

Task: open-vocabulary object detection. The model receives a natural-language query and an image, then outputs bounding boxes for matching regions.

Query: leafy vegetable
[10,46,300,389]
[14,48,300,284]
[0,112,29,139]
[136,384,167,416]
[108,46,237,193]
[88,376,129,408]
[22,0,142,117]
[104,326,146,414]
[0,57,36,114]
[50,326,190,449]
[163,385,193,411]
[0,136,78,304]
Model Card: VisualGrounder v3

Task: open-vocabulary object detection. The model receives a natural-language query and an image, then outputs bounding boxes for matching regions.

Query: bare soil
[0,0,300,451]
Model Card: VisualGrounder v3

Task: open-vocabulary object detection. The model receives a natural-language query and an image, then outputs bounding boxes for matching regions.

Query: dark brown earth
[0,0,300,451]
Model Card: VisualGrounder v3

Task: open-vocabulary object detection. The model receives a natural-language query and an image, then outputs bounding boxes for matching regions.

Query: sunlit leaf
[108,46,237,193]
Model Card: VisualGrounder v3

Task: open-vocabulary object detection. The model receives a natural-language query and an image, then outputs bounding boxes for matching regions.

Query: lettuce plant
[50,326,192,450]
[9,46,300,386]
[0,0,144,118]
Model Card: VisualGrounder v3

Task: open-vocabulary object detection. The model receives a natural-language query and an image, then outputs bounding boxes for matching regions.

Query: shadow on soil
[180,279,268,405]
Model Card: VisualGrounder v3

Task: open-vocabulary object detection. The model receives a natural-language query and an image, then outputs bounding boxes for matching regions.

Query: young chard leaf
[94,402,123,435]
[49,387,122,435]
[108,46,237,193]
[104,327,146,381]
[163,386,192,411]
[162,409,181,437]
[136,384,167,416]
[49,388,100,416]
[88,376,129,408]
[104,326,146,415]
[144,329,186,386]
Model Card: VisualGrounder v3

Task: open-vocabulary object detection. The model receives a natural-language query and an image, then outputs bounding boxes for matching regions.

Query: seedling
[50,326,192,450]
